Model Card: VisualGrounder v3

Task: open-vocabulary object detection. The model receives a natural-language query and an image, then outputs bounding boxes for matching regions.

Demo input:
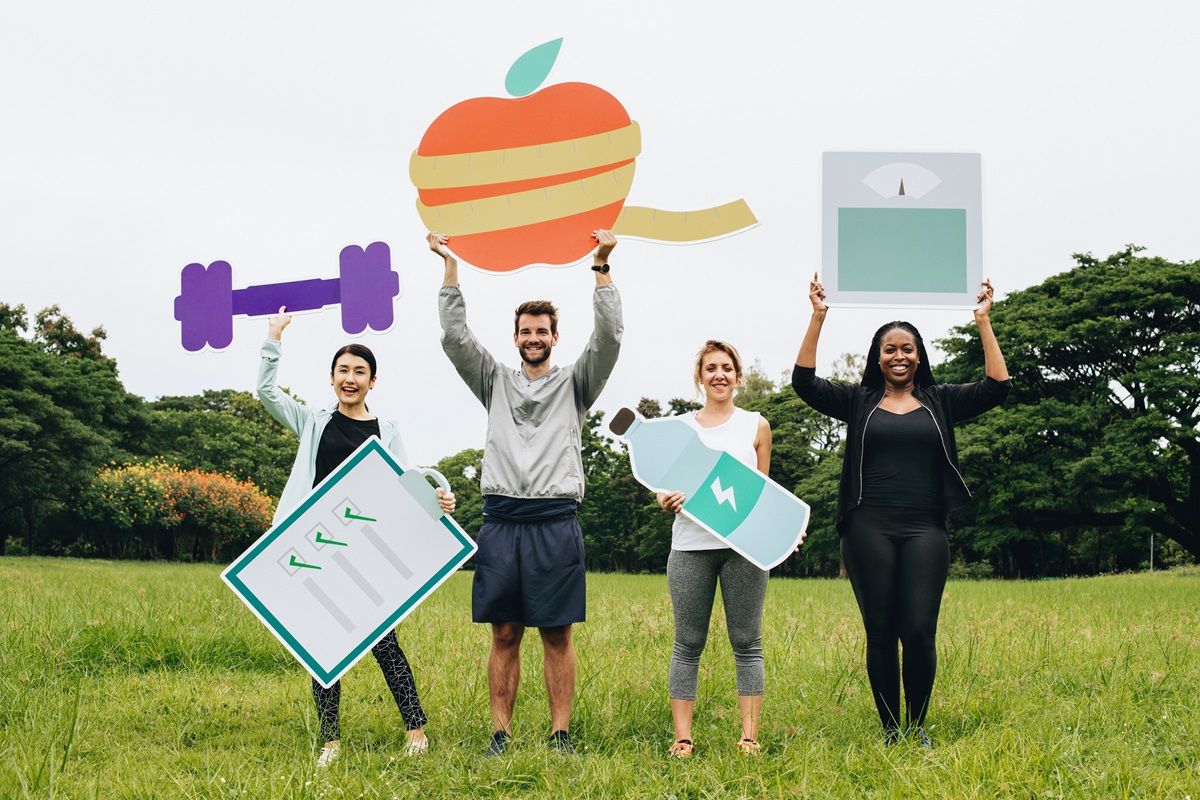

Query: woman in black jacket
[792,274,1010,746]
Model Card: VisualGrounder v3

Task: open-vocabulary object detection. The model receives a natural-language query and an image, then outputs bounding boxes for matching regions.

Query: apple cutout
[410,39,757,273]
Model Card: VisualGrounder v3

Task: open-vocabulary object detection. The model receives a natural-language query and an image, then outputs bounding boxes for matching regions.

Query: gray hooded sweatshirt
[438,283,623,501]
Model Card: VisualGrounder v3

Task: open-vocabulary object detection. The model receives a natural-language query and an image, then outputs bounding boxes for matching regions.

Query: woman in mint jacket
[257,307,455,767]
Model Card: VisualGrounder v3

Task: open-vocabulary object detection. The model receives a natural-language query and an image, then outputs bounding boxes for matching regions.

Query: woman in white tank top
[656,341,774,759]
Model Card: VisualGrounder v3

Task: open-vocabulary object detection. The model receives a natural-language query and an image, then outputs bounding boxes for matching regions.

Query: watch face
[594,263,609,273]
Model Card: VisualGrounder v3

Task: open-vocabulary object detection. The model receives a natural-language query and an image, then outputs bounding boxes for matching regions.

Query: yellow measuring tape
[410,123,642,189]
[612,200,758,243]
[411,119,757,242]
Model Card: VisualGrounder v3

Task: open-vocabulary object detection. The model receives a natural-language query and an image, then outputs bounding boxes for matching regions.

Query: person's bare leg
[738,694,763,742]
[489,622,525,733]
[539,624,574,733]
[670,698,695,743]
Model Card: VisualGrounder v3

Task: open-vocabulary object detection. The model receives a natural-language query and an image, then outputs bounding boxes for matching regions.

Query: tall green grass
[2,557,1197,798]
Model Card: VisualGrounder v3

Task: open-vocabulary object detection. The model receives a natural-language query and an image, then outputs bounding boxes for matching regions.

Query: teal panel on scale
[838,208,967,293]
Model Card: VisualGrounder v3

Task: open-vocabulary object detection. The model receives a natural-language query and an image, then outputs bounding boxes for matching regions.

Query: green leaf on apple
[505,38,563,98]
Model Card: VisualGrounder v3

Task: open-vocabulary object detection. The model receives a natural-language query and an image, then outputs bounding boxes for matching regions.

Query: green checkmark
[289,555,321,570]
[314,531,348,547]
[344,508,377,522]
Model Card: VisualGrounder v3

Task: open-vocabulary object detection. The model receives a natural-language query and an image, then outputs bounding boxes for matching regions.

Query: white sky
[4,1,1198,466]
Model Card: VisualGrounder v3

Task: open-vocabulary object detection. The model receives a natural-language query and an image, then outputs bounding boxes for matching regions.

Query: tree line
[0,304,295,560]
[437,246,1200,578]
[3,247,1197,575]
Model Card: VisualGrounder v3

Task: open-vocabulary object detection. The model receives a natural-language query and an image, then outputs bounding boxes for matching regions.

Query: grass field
[2,557,1198,799]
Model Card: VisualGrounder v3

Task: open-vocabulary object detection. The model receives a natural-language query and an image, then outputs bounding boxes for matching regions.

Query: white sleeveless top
[671,407,762,551]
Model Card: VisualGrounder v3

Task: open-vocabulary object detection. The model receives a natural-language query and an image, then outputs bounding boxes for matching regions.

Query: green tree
[76,461,274,561]
[0,304,146,554]
[742,384,847,577]
[144,390,299,497]
[830,352,866,384]
[734,359,777,407]
[29,306,149,455]
[579,410,663,572]
[636,397,663,419]
[937,247,1200,575]
[434,448,484,541]
[667,398,702,416]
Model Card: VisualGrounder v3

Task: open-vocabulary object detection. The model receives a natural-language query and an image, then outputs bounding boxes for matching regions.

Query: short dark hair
[330,343,377,378]
[514,300,559,335]
[861,321,936,389]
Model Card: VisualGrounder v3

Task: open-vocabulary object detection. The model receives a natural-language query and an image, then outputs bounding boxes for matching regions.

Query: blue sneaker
[884,727,901,747]
[548,729,576,754]
[915,726,932,748]
[484,730,510,757]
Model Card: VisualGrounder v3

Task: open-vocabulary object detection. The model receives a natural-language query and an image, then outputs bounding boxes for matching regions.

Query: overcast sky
[4,1,1198,467]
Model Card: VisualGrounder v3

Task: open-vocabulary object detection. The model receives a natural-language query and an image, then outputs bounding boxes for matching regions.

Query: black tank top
[313,411,381,487]
[860,407,944,510]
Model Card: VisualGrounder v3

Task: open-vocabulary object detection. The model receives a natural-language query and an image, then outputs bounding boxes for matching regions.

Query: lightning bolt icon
[711,477,737,512]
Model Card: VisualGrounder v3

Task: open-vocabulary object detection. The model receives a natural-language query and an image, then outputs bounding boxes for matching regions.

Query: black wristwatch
[591,263,610,274]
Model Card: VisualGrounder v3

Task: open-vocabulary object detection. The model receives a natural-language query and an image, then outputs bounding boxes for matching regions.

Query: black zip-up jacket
[791,364,1012,534]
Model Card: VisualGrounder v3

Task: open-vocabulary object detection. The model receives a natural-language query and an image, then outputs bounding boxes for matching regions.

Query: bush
[947,557,995,581]
[1158,538,1198,569]
[76,460,275,562]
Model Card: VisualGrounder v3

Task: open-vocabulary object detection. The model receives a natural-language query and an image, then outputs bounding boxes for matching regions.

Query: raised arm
[974,278,1009,382]
[431,233,495,407]
[592,228,615,287]
[795,272,828,368]
[256,306,308,437]
[428,232,458,286]
[573,230,623,407]
[791,276,858,421]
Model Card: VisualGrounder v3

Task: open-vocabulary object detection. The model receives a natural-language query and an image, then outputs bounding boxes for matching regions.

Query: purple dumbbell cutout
[174,242,400,352]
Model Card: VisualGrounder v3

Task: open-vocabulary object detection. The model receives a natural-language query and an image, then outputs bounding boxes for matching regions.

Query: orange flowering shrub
[78,461,182,533]
[78,459,276,561]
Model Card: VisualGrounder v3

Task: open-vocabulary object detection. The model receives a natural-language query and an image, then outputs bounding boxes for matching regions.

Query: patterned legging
[313,629,427,742]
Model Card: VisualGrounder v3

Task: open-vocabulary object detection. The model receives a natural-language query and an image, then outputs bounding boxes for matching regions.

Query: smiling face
[331,353,376,409]
[877,328,920,388]
[514,312,558,366]
[694,343,742,403]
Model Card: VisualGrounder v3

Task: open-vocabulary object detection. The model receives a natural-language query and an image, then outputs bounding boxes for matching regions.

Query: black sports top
[313,411,381,487]
[859,407,944,510]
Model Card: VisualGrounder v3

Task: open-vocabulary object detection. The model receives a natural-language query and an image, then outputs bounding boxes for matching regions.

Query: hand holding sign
[822,152,983,308]
[610,408,809,570]
[222,439,475,688]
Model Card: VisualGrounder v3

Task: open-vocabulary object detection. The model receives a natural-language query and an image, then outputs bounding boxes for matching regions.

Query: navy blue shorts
[471,514,587,627]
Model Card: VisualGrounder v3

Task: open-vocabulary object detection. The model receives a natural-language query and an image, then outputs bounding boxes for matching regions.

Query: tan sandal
[737,738,761,755]
[668,739,694,759]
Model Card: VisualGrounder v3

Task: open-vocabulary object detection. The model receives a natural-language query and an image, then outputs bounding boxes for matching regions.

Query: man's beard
[520,343,552,366]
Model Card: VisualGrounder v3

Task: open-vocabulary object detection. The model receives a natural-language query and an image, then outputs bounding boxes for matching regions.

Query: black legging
[841,504,949,730]
[313,629,427,742]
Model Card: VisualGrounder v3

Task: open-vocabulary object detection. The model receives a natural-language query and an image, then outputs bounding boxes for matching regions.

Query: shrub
[76,460,275,562]
[947,557,995,581]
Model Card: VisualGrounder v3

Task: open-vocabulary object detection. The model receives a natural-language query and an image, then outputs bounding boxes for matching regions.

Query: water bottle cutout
[610,408,810,570]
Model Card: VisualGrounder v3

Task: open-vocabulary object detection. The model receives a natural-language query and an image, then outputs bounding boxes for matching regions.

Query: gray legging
[667,547,768,700]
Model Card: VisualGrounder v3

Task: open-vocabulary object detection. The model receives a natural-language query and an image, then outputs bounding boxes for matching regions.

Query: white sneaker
[404,736,429,756]
[316,744,340,767]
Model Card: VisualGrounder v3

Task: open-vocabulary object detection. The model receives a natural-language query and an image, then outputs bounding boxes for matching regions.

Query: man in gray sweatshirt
[429,230,623,756]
